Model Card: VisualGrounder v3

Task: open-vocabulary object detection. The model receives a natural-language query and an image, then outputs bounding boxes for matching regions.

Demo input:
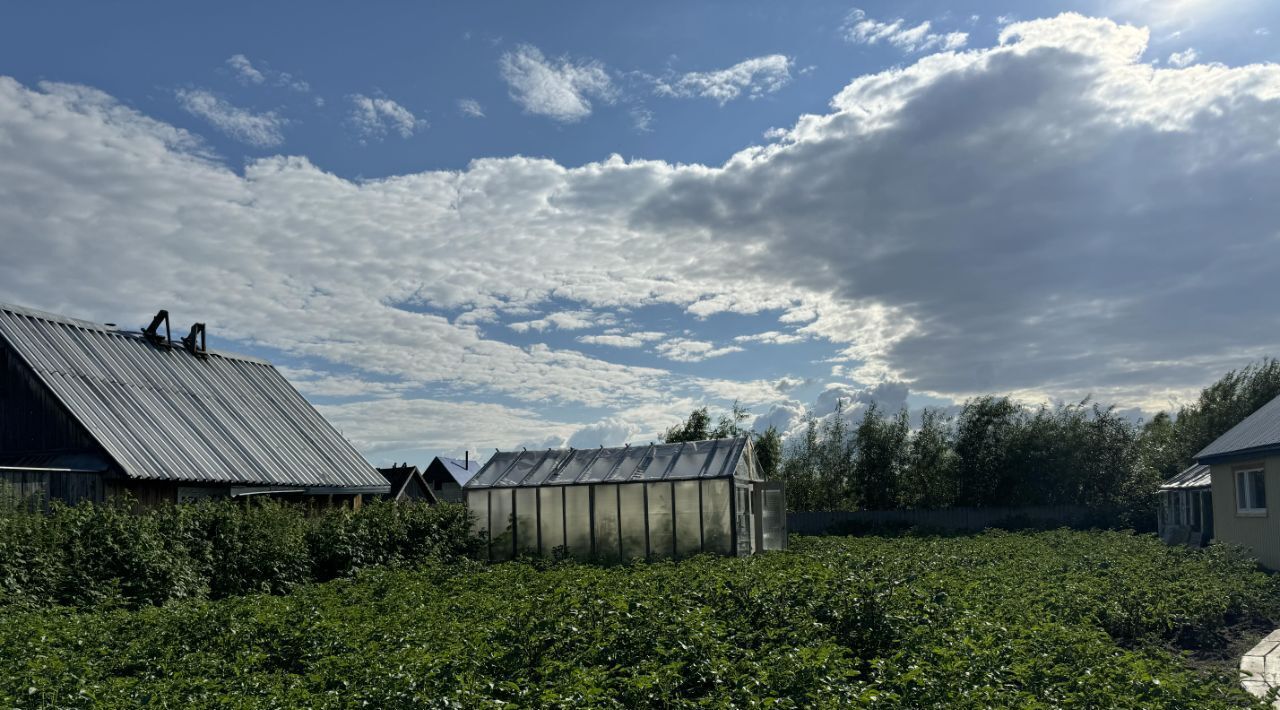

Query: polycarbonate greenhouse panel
[468,490,489,539]
[489,489,514,561]
[564,486,592,557]
[646,482,675,558]
[539,487,566,554]
[470,452,521,488]
[514,488,538,555]
[674,480,702,557]
[702,479,732,555]
[464,436,758,489]
[593,484,621,560]
[578,447,628,483]
[618,483,647,559]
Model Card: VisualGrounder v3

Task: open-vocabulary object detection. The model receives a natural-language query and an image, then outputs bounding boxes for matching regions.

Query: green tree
[753,425,782,479]
[901,408,958,508]
[662,407,711,443]
[711,401,751,439]
[1168,358,1280,470]
[818,400,857,509]
[852,403,910,510]
[953,396,1025,507]
[779,416,821,511]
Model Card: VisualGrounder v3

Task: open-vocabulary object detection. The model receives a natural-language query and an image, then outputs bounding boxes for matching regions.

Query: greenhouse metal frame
[465,436,787,560]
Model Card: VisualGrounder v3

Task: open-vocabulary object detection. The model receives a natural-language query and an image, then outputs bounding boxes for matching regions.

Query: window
[1236,468,1266,514]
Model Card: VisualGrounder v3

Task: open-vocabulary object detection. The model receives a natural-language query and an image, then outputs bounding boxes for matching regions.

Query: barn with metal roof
[0,302,388,506]
[464,436,787,560]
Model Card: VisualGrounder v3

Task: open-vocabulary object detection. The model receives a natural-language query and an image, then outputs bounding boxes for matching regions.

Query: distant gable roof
[0,302,386,491]
[465,436,758,489]
[1196,392,1280,463]
[377,464,437,501]
[435,456,480,486]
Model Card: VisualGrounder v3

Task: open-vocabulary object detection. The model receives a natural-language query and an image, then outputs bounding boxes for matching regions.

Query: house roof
[1195,392,1280,463]
[434,456,480,486]
[1159,463,1211,491]
[0,302,386,490]
[464,436,759,489]
[376,464,436,501]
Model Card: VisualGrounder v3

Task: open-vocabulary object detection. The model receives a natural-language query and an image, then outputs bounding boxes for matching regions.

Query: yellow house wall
[1210,456,1280,569]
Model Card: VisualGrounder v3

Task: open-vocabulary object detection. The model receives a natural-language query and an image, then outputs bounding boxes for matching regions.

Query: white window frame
[1235,467,1267,515]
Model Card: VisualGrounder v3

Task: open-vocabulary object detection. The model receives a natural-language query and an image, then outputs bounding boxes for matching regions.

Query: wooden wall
[0,470,107,509]
[0,342,99,454]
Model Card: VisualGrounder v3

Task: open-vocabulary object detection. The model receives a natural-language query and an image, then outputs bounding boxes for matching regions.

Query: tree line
[663,358,1280,525]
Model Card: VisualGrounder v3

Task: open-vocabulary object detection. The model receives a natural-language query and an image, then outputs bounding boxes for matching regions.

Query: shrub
[0,498,480,610]
[0,531,1270,708]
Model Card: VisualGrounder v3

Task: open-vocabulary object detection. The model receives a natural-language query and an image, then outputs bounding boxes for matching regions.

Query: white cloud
[566,417,641,448]
[457,98,485,118]
[319,397,576,455]
[174,88,285,147]
[509,309,615,333]
[654,338,744,363]
[1257,28,1271,36]
[843,9,968,53]
[655,54,795,104]
[630,106,654,132]
[226,54,265,85]
[348,94,425,141]
[225,54,310,92]
[499,44,616,122]
[733,330,806,345]
[4,12,1280,451]
[578,331,665,348]
[1168,48,1199,67]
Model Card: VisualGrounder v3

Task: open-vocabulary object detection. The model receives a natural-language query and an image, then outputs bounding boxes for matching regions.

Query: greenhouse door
[735,484,754,555]
[761,482,787,551]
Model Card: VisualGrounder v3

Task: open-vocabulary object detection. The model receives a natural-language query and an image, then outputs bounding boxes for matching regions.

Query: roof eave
[1196,444,1280,466]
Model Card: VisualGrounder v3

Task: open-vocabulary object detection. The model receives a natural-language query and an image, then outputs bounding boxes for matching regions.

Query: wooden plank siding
[0,341,99,454]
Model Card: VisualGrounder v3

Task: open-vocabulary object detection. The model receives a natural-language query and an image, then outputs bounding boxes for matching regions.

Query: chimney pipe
[465,450,469,467]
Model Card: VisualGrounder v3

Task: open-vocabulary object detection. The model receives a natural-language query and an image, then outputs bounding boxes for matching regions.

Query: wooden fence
[787,505,1094,535]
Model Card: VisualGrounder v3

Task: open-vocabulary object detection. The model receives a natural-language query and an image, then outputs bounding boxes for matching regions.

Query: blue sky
[1,1,1278,466]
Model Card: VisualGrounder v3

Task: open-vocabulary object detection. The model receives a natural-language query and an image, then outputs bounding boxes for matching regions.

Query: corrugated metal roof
[1195,393,1280,462]
[1159,463,1211,490]
[0,302,386,489]
[464,436,758,489]
[437,456,479,486]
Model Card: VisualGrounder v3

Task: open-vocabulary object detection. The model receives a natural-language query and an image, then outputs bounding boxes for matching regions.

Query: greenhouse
[465,436,786,560]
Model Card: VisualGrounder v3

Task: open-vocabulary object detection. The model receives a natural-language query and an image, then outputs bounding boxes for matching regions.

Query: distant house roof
[434,456,480,487]
[376,464,437,502]
[1159,463,1211,491]
[0,302,387,491]
[1196,393,1280,464]
[465,436,759,489]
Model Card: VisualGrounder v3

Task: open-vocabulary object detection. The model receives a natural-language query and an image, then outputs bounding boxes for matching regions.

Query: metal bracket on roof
[142,310,171,348]
[181,322,208,359]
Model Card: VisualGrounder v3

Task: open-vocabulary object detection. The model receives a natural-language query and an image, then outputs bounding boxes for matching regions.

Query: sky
[1,1,1278,467]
